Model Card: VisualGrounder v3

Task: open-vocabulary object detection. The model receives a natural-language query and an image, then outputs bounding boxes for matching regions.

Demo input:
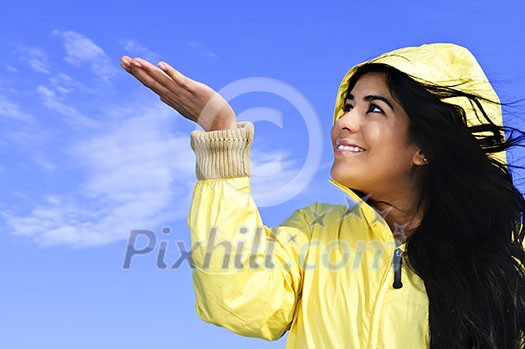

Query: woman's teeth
[337,145,364,152]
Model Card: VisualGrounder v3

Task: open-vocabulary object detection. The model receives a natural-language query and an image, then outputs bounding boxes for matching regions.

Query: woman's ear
[413,149,429,166]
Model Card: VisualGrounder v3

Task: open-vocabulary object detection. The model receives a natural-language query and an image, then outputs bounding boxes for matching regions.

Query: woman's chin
[331,174,358,190]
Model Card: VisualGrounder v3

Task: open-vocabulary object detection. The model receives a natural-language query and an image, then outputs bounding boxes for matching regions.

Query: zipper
[392,247,403,289]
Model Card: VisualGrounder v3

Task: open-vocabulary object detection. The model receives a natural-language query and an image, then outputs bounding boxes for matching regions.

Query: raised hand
[120,56,237,131]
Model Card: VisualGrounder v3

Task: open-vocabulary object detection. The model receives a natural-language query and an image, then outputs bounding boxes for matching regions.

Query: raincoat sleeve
[188,122,311,340]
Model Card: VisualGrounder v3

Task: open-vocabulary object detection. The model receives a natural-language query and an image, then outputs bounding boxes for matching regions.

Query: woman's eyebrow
[345,94,395,111]
[364,95,394,110]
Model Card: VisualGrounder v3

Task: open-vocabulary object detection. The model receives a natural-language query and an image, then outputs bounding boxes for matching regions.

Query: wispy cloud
[53,30,118,81]
[49,73,92,95]
[1,102,197,247]
[0,97,36,124]
[17,47,50,74]
[32,151,57,172]
[250,147,312,207]
[187,41,219,59]
[120,39,161,63]
[1,32,209,248]
[36,85,99,129]
[5,65,18,73]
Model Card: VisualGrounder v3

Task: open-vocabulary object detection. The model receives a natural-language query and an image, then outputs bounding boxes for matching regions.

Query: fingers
[120,57,188,93]
[157,62,188,87]
[126,57,174,96]
[119,56,229,128]
[120,56,132,72]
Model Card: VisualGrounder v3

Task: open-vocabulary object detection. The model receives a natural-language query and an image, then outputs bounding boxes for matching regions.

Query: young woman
[121,43,525,348]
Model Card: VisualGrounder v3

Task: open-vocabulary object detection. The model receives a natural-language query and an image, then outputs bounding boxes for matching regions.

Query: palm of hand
[120,56,236,131]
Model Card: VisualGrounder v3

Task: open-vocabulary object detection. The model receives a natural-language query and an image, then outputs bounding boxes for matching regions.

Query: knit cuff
[190,122,254,180]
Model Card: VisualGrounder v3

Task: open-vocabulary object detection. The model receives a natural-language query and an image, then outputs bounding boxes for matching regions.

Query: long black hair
[346,63,525,348]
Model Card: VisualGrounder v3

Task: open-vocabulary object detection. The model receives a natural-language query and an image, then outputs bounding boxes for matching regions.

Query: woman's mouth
[336,144,365,153]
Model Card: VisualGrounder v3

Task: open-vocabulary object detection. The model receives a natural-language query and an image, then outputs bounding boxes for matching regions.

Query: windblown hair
[346,63,525,349]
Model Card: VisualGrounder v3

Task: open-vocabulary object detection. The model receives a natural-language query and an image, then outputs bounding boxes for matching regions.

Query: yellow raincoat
[188,43,503,348]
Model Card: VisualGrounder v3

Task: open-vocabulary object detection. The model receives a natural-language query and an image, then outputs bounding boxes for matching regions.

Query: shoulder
[281,202,349,230]
[286,201,346,218]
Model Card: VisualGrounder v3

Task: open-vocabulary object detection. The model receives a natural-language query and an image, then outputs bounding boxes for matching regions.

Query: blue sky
[1,0,525,348]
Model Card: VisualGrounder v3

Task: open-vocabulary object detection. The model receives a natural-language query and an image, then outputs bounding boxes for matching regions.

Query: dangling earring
[423,156,429,164]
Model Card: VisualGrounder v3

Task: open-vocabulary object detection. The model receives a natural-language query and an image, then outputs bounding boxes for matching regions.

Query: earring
[423,156,429,164]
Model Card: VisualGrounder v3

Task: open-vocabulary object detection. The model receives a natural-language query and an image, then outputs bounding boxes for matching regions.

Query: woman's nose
[337,109,360,132]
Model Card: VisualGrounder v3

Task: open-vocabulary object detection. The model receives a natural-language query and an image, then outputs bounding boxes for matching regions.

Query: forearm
[187,122,307,339]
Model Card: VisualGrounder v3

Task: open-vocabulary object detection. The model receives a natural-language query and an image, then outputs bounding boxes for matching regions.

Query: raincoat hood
[332,43,505,162]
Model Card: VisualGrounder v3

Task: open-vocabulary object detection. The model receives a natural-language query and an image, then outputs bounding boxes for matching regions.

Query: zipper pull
[393,247,403,289]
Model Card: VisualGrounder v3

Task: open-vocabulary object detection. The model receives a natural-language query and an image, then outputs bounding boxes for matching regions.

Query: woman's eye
[343,104,353,112]
[368,104,383,113]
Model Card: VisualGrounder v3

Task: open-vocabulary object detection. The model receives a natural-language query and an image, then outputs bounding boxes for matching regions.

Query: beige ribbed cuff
[190,122,254,180]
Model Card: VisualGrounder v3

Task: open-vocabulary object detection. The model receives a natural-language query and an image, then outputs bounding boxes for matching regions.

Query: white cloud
[120,39,161,63]
[4,129,47,147]
[49,73,92,94]
[0,97,36,124]
[1,102,197,247]
[73,108,195,201]
[18,47,50,74]
[5,65,18,73]
[32,152,56,172]
[187,41,219,59]
[36,85,99,129]
[250,148,310,207]
[53,30,118,81]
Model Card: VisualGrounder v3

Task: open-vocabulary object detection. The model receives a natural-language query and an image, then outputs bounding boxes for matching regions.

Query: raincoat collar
[329,179,407,251]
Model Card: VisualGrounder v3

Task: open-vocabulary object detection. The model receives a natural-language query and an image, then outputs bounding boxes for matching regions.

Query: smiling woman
[331,72,426,215]
[121,43,525,348]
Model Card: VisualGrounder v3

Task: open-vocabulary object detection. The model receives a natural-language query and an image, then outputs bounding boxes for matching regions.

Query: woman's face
[330,72,424,197]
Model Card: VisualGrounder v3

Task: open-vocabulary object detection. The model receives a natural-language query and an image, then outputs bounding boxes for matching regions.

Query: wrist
[207,118,237,131]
